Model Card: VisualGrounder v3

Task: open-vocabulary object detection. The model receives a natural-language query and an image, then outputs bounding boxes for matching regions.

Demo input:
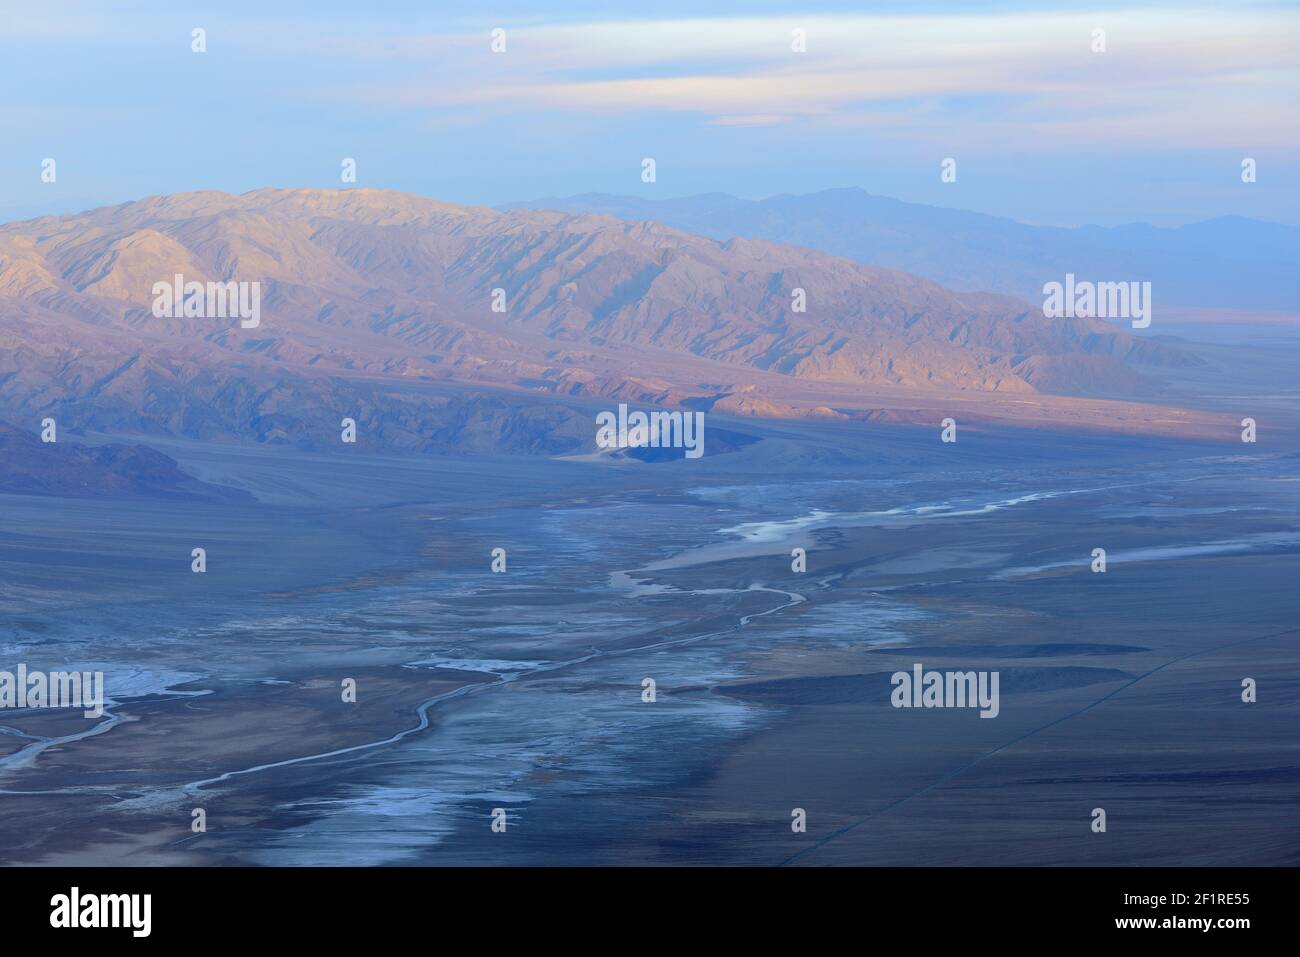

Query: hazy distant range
[506,188,1300,316]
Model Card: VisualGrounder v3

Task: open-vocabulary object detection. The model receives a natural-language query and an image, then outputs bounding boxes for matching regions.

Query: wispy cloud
[323,11,1299,147]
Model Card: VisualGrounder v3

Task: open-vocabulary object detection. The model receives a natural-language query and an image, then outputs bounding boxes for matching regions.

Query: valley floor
[0,420,1296,865]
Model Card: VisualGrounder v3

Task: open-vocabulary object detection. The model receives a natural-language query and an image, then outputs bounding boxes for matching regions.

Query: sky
[1,0,1297,227]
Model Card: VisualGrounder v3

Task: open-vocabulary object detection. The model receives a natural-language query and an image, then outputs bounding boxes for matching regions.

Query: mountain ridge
[0,187,1229,453]
[503,187,1300,313]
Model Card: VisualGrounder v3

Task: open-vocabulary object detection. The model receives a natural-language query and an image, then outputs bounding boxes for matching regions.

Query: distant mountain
[504,189,1300,313]
[0,421,252,500]
[0,188,1217,455]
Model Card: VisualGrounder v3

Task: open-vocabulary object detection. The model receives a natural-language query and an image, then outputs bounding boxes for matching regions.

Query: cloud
[326,10,1299,149]
[709,114,793,127]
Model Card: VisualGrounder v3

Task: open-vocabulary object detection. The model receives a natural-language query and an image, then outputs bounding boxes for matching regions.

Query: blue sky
[2,0,1297,226]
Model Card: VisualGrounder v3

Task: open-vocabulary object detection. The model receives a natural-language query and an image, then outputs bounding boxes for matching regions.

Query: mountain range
[506,189,1300,315]
[0,188,1232,464]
